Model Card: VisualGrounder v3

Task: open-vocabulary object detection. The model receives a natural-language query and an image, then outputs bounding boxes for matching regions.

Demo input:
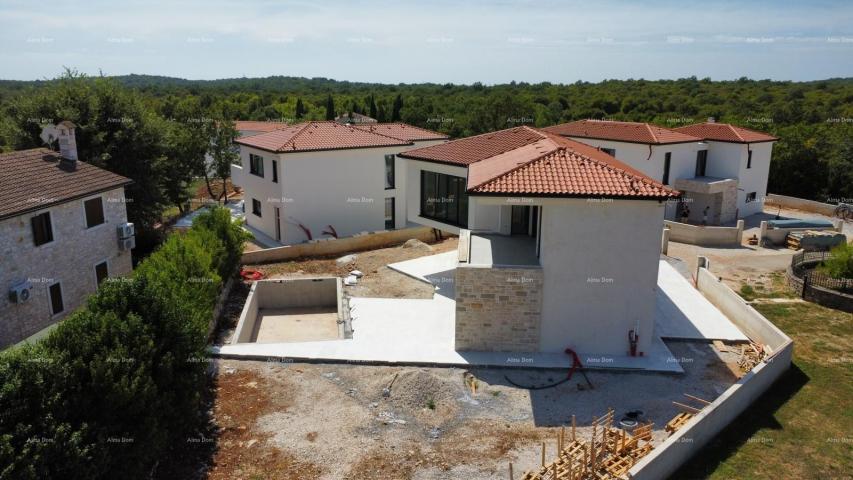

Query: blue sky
[1,0,851,83]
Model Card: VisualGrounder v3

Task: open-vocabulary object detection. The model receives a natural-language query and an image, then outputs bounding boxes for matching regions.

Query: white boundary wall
[663,220,744,247]
[765,193,838,216]
[628,265,793,480]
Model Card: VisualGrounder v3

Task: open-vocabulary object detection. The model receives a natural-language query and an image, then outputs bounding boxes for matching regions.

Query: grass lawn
[674,281,853,480]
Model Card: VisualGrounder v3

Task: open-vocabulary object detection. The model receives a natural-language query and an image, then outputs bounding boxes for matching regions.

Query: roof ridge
[466,144,561,191]
[277,122,313,151]
[644,123,659,143]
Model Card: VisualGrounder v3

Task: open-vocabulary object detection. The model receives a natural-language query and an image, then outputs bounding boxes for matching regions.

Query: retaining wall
[663,220,744,247]
[765,193,838,216]
[241,226,438,264]
[628,266,793,480]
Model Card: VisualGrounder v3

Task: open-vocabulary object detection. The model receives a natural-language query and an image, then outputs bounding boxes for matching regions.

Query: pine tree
[325,94,335,120]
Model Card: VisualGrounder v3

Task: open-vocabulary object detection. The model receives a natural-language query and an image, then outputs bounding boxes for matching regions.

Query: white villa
[543,119,777,225]
[230,121,447,245]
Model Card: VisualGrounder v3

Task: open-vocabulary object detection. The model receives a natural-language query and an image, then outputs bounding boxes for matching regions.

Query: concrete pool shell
[232,277,350,344]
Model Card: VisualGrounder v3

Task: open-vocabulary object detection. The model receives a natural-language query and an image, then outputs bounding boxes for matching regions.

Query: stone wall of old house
[0,187,133,347]
[454,265,543,352]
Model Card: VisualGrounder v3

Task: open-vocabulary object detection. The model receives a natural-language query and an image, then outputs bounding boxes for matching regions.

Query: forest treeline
[1,73,851,231]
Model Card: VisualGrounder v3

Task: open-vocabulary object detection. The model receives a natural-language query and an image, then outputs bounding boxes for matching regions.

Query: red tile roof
[234,121,289,134]
[543,120,702,145]
[0,148,132,220]
[672,123,778,143]
[401,126,678,199]
[234,121,411,153]
[353,123,448,142]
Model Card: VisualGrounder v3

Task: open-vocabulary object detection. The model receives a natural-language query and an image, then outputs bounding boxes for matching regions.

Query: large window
[384,198,395,230]
[662,152,671,185]
[249,153,264,177]
[84,196,105,228]
[420,171,468,227]
[385,154,395,189]
[695,150,708,177]
[48,282,64,316]
[31,212,54,246]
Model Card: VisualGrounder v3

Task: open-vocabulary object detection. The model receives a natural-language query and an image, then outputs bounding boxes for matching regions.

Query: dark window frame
[249,153,265,177]
[385,154,395,189]
[747,149,753,169]
[94,261,109,287]
[272,159,278,183]
[31,211,54,246]
[695,150,708,177]
[420,171,469,228]
[48,282,64,316]
[84,196,106,229]
[663,152,672,185]
[251,198,262,217]
[384,197,395,230]
[746,192,757,203]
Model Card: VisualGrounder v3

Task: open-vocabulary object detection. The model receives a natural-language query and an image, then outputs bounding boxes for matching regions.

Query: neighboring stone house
[397,127,679,355]
[543,119,777,224]
[0,147,134,347]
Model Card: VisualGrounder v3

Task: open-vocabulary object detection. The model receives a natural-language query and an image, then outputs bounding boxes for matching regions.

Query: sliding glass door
[420,171,468,228]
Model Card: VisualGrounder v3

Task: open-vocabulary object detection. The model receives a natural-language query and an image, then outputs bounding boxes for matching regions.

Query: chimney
[57,121,78,165]
[707,117,716,123]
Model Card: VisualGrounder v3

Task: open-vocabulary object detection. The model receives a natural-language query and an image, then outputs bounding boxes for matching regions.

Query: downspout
[646,144,653,162]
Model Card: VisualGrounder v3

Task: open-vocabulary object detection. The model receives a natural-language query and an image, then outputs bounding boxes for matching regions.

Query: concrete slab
[655,261,749,342]
[469,234,540,266]
[388,251,457,284]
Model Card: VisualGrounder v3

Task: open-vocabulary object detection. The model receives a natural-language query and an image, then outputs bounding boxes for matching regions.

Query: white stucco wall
[237,140,446,245]
[0,187,133,347]
[537,198,665,355]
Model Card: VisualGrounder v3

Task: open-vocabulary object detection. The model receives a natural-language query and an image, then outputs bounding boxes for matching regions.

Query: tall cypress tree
[295,98,305,119]
[324,94,335,120]
[391,94,403,121]
[369,95,378,119]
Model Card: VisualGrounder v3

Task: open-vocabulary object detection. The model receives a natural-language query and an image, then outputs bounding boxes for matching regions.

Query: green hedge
[0,207,250,479]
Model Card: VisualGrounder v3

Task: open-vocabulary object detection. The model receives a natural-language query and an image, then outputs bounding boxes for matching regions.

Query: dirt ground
[200,339,740,480]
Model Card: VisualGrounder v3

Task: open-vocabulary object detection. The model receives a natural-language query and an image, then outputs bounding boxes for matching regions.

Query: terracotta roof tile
[673,123,778,143]
[398,126,547,165]
[234,121,411,153]
[0,148,132,220]
[400,126,677,199]
[353,123,448,141]
[234,120,290,134]
[543,120,702,144]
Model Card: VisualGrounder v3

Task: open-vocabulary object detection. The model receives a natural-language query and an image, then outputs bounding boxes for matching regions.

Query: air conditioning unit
[117,222,135,239]
[119,236,136,251]
[9,281,33,304]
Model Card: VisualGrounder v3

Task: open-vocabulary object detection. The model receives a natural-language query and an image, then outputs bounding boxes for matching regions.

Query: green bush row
[0,207,250,479]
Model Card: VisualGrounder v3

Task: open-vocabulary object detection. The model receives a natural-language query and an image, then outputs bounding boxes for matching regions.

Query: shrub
[818,242,853,279]
[0,206,247,479]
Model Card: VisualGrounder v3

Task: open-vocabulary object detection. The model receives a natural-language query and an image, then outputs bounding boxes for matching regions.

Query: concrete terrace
[215,252,750,372]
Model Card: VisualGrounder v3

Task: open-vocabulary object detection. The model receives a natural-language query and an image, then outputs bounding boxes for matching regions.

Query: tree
[324,94,335,120]
[206,119,239,203]
[295,98,306,119]
[164,98,210,213]
[368,95,378,119]
[391,94,403,121]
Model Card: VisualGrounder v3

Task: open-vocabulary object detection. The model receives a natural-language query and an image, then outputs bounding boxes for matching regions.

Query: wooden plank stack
[517,409,655,480]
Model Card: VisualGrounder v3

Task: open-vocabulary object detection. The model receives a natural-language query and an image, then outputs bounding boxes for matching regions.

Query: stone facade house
[0,147,134,347]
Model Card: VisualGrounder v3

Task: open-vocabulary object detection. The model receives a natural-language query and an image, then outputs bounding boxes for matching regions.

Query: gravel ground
[204,339,740,480]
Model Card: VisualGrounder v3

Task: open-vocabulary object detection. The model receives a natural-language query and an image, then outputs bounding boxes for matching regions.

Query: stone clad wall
[0,187,132,347]
[454,265,543,352]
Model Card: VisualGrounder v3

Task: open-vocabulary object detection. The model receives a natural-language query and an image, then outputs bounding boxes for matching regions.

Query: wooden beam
[684,393,712,405]
[672,401,701,413]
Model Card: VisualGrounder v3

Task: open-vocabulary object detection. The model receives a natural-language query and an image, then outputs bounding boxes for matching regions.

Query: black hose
[503,373,573,390]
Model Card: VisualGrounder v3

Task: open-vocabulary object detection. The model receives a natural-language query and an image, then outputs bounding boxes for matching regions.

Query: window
[746,192,757,203]
[31,212,54,246]
[384,198,395,230]
[695,150,708,177]
[600,147,616,157]
[747,150,753,169]
[420,171,468,227]
[662,152,672,185]
[48,282,64,316]
[94,261,109,287]
[272,160,278,183]
[251,198,262,217]
[385,154,395,189]
[84,197,105,228]
[249,153,264,177]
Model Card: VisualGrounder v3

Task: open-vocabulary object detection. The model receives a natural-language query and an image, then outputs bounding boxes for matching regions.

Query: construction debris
[518,409,655,480]
[738,341,767,373]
